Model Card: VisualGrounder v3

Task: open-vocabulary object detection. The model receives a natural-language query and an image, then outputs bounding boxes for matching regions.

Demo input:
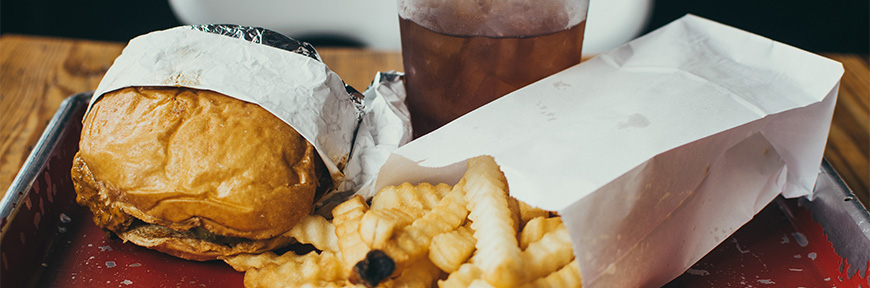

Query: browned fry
[349,250,396,287]
[507,196,521,235]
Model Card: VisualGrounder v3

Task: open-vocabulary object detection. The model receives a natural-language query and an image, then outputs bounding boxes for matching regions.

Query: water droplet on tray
[60,213,72,223]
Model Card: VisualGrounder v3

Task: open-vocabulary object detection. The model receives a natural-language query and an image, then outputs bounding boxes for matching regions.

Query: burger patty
[124,220,248,246]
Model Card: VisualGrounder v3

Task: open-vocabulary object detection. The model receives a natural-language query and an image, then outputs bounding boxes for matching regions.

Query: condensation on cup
[399,0,589,138]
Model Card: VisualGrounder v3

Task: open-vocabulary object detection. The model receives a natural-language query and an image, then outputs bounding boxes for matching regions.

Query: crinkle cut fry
[224,156,583,288]
[520,224,574,281]
[522,259,582,288]
[332,195,371,270]
[468,279,497,288]
[517,200,551,228]
[519,216,563,250]
[359,208,417,248]
[299,282,364,288]
[371,182,452,212]
[286,214,340,252]
[376,182,468,272]
[428,225,475,273]
[438,262,482,288]
[222,252,280,272]
[507,196,521,234]
[242,251,346,288]
[462,156,523,287]
[387,256,443,288]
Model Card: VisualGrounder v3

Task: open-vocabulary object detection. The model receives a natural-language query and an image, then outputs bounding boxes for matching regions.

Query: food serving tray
[2,92,869,287]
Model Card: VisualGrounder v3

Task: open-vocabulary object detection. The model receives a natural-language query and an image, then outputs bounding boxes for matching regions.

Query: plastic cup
[399,0,589,137]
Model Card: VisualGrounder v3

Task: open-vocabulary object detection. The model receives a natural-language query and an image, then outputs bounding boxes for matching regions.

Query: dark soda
[400,17,586,137]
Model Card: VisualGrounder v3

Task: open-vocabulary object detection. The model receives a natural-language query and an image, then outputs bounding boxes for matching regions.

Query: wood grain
[319,48,404,90]
[0,35,123,195]
[823,54,870,206]
[0,35,867,209]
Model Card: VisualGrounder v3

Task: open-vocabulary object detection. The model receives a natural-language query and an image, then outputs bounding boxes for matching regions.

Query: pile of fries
[224,156,580,288]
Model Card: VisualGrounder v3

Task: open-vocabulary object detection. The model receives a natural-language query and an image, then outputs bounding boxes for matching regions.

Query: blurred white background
[168,0,653,54]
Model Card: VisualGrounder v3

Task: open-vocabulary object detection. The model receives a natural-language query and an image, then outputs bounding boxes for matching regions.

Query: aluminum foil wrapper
[191,24,321,62]
[90,25,411,198]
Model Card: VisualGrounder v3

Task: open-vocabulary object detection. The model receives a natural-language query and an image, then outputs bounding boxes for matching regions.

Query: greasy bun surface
[78,87,317,240]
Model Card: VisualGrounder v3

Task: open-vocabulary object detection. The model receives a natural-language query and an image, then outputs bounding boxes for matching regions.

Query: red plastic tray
[2,92,868,287]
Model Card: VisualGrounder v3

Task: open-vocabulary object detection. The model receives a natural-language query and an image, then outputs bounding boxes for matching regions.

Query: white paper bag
[373,14,844,287]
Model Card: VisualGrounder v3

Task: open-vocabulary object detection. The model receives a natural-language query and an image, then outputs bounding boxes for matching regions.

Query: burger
[71,86,332,261]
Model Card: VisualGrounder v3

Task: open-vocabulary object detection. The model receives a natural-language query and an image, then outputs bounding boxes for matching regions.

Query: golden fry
[437,263,482,288]
[371,182,451,212]
[520,225,574,280]
[378,183,468,270]
[428,226,475,273]
[388,257,443,288]
[522,259,582,288]
[463,156,524,287]
[519,216,563,250]
[222,252,279,272]
[333,195,371,269]
[228,157,583,288]
[467,279,497,288]
[299,282,362,288]
[286,214,340,252]
[243,251,347,288]
[359,208,416,248]
[518,200,551,228]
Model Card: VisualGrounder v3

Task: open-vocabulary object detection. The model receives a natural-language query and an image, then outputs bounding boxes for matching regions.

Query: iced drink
[399,0,589,137]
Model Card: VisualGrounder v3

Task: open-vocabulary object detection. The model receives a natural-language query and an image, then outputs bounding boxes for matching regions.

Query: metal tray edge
[800,159,870,279]
[0,92,93,237]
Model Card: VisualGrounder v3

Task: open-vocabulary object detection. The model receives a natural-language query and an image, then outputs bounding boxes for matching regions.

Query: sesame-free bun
[74,87,320,260]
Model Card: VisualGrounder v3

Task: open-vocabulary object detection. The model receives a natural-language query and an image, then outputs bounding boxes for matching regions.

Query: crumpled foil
[316,70,412,212]
[191,24,321,61]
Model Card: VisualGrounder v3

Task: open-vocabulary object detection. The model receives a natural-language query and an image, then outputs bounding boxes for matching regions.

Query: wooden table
[1,34,868,208]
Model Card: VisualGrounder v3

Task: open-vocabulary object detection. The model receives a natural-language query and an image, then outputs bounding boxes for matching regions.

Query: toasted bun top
[79,87,317,240]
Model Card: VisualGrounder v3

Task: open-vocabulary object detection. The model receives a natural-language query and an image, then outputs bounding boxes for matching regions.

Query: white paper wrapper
[89,25,411,196]
[372,15,844,287]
